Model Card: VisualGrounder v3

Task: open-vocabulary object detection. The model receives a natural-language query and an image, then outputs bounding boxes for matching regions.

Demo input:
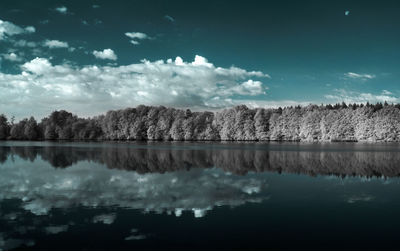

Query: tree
[0,114,9,140]
[10,119,27,140]
[24,117,39,140]
[44,124,57,140]
[3,103,400,142]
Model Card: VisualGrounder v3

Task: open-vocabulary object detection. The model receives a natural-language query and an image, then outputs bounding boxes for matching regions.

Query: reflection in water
[44,225,69,235]
[1,142,400,249]
[0,160,266,217]
[0,143,271,249]
[92,214,117,225]
[0,233,35,251]
[1,144,400,177]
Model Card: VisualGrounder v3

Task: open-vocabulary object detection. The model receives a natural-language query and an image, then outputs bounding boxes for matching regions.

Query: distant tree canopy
[1,102,400,142]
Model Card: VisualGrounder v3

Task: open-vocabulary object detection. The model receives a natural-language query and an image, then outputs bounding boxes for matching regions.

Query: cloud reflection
[0,149,268,218]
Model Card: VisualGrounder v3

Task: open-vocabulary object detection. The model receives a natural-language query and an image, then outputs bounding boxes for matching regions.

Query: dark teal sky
[0,0,399,118]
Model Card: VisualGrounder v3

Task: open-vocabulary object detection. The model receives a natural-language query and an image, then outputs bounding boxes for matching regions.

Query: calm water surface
[1,141,400,250]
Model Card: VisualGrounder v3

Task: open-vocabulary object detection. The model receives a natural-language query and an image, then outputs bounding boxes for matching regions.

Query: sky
[0,0,400,119]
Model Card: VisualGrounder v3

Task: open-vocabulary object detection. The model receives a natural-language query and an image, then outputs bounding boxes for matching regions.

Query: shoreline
[0,139,398,143]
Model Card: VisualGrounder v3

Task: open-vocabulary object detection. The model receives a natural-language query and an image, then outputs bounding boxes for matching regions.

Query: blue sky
[0,0,399,119]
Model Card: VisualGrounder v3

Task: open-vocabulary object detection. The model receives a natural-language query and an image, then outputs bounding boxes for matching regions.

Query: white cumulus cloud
[125,32,151,45]
[0,55,269,118]
[21,57,52,74]
[125,32,148,39]
[55,6,68,14]
[43,39,69,48]
[93,48,118,60]
[2,52,22,62]
[234,80,266,96]
[25,26,35,33]
[0,19,35,40]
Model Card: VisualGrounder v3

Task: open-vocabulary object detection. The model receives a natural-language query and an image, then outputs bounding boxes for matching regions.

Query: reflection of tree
[10,146,38,162]
[0,147,10,164]
[1,145,400,178]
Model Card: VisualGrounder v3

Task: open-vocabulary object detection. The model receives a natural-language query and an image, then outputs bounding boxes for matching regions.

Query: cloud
[0,19,35,40]
[210,99,312,110]
[345,10,350,16]
[43,39,69,49]
[13,39,37,47]
[55,6,68,14]
[344,72,375,80]
[0,157,268,218]
[44,225,69,234]
[2,52,22,62]
[25,26,35,33]
[82,19,102,26]
[92,214,116,224]
[125,32,151,45]
[235,80,265,95]
[382,90,392,95]
[21,57,52,74]
[124,229,146,240]
[325,89,398,104]
[125,234,146,241]
[0,234,34,250]
[93,49,117,60]
[92,4,100,8]
[164,15,175,22]
[346,194,374,204]
[125,32,148,40]
[0,55,268,118]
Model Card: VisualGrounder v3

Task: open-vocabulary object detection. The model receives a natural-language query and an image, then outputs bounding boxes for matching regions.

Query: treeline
[0,110,102,141]
[1,102,400,142]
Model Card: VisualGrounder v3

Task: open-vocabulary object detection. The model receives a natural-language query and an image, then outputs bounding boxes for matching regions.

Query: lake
[1,141,400,250]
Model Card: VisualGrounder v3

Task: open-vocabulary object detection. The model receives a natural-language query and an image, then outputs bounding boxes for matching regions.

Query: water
[1,141,400,250]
